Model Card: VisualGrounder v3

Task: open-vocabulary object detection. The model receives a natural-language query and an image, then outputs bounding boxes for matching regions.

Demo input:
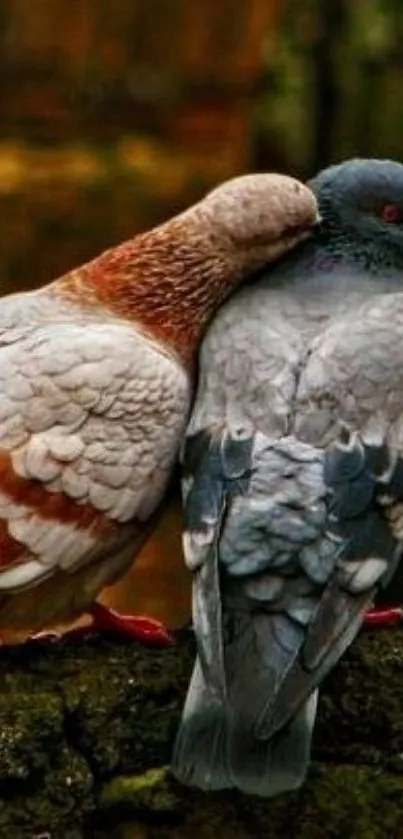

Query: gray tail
[171,655,231,791]
[171,651,317,797]
[227,687,318,797]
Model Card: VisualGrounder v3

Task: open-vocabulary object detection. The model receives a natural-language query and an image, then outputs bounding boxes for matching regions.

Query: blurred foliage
[0,0,280,292]
[0,137,242,294]
[256,0,403,174]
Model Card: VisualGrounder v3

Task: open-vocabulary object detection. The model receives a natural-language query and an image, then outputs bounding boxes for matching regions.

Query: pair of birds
[0,158,402,797]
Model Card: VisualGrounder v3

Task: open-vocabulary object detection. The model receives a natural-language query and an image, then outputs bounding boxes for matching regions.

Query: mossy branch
[1,627,403,838]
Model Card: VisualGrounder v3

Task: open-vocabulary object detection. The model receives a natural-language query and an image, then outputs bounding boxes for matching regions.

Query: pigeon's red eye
[380,203,403,224]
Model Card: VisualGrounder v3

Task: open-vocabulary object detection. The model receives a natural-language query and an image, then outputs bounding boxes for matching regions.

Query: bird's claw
[86,602,173,645]
[26,603,173,646]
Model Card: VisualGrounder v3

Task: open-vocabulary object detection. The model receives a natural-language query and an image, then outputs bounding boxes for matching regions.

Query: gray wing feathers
[181,428,254,699]
[172,427,254,790]
[174,428,398,796]
[173,432,337,795]
[256,582,372,740]
[258,428,401,739]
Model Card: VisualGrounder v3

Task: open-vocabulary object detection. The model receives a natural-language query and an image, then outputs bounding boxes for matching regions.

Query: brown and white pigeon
[172,158,403,794]
[0,173,318,642]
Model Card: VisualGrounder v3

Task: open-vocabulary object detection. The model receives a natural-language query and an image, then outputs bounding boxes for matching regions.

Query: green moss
[0,744,93,839]
[100,767,181,812]
[296,764,403,839]
[0,692,63,782]
[314,628,403,767]
[59,635,192,777]
[98,765,403,839]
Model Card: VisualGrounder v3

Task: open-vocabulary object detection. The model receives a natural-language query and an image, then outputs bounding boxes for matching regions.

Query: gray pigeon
[172,158,403,797]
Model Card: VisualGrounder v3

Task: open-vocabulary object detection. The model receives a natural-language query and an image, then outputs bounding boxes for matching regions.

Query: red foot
[363,606,403,628]
[30,602,173,646]
[87,602,173,645]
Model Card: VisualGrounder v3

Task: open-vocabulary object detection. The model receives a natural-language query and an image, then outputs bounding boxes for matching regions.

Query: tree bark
[2,625,403,838]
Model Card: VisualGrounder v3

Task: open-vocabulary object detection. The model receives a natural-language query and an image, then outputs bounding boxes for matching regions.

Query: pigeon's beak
[283,212,322,241]
[313,213,323,230]
[281,212,322,247]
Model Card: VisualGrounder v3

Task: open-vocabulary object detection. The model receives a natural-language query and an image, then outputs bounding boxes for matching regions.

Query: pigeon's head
[199,173,320,271]
[309,158,403,266]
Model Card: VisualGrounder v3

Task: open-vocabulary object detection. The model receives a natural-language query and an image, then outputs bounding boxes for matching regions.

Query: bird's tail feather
[171,655,231,791]
[224,605,317,797]
[228,689,318,797]
[171,647,317,797]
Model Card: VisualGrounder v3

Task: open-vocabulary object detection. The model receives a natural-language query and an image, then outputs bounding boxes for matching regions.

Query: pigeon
[172,158,403,795]
[0,173,318,642]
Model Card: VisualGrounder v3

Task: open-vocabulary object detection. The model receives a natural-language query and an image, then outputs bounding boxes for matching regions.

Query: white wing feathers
[0,298,189,590]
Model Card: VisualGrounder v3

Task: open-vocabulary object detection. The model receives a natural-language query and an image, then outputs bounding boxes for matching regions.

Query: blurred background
[2,0,403,632]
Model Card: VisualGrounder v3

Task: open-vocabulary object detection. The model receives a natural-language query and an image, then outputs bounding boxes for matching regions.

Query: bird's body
[0,173,318,635]
[173,159,403,796]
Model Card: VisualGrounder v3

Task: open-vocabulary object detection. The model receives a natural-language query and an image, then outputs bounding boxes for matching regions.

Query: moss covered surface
[1,627,403,837]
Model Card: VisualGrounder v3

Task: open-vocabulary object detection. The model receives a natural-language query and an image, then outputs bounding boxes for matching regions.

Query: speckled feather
[173,158,403,797]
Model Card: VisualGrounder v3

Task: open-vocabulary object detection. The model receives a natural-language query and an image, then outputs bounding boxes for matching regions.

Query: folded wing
[0,295,189,613]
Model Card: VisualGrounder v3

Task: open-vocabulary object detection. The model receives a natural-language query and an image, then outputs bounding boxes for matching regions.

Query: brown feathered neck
[57,210,244,370]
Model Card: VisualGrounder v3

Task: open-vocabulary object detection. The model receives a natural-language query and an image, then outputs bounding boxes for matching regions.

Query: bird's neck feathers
[309,227,403,278]
[57,213,244,370]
